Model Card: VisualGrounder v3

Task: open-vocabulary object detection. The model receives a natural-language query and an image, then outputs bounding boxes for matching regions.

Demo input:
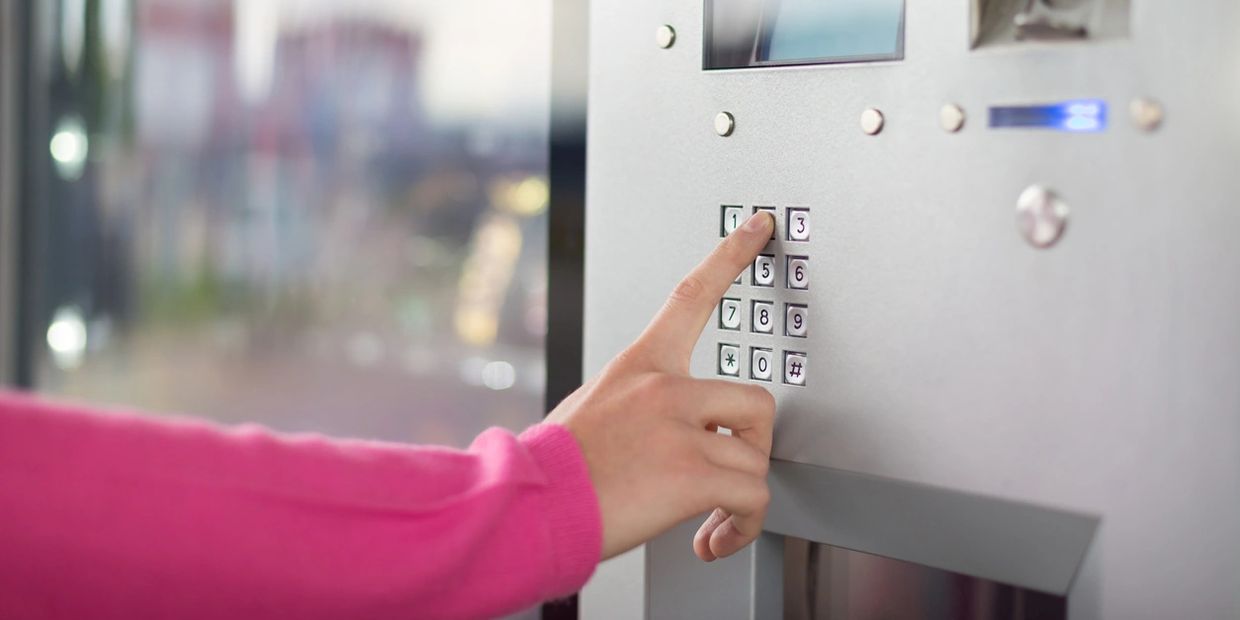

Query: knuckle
[668,274,706,306]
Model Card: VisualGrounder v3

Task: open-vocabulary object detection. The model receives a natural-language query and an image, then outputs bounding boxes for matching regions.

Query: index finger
[637,211,775,370]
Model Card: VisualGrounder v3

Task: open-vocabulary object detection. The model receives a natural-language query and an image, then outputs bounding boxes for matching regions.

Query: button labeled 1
[719,298,742,331]
[785,304,808,338]
[787,256,809,290]
[787,208,810,241]
[750,347,773,382]
[721,205,744,237]
[783,351,807,386]
[719,343,741,377]
[753,254,776,287]
[752,301,775,334]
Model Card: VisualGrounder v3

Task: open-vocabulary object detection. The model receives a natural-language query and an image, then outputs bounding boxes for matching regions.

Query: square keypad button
[719,298,742,331]
[753,206,777,240]
[753,254,776,288]
[786,208,810,241]
[785,304,808,338]
[787,256,809,290]
[751,301,775,334]
[719,343,741,377]
[750,347,773,382]
[783,351,807,386]
[721,205,745,237]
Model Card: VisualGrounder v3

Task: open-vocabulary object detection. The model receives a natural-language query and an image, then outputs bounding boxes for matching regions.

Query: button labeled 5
[753,254,776,287]
[719,298,742,331]
[751,301,775,334]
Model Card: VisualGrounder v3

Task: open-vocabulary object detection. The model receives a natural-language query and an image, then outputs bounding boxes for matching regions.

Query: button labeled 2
[719,343,741,376]
[754,206,777,239]
[719,298,742,331]
[721,205,745,237]
[753,254,776,287]
[785,304,808,338]
[751,301,775,334]
[787,208,810,241]
[750,347,773,382]
[787,256,809,290]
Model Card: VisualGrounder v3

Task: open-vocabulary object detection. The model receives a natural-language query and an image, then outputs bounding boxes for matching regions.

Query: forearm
[0,392,600,619]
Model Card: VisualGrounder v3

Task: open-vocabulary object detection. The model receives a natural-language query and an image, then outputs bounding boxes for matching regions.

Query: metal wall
[582,1,1240,617]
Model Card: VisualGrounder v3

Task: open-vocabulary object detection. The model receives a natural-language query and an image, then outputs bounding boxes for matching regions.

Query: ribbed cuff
[519,423,602,598]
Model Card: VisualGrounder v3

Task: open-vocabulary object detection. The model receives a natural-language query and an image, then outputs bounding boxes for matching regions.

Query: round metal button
[656,25,676,49]
[860,108,885,135]
[1130,97,1164,132]
[714,111,735,137]
[940,103,965,133]
[1016,185,1069,249]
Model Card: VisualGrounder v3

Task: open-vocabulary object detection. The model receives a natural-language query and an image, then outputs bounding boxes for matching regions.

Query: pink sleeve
[0,391,601,619]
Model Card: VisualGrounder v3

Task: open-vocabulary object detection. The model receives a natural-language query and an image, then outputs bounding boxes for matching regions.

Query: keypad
[713,204,811,387]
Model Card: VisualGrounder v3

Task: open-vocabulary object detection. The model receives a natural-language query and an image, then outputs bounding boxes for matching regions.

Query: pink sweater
[0,391,601,619]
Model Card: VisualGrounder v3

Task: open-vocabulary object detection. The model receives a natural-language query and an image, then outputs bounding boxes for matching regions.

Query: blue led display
[988,100,1108,133]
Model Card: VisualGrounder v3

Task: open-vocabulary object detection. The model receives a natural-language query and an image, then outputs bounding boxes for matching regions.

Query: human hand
[547,211,776,562]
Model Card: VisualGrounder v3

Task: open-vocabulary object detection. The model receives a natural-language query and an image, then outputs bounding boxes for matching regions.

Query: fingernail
[744,211,773,233]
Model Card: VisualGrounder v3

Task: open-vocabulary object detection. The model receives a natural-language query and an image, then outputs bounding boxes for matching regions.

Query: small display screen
[761,0,905,63]
[705,0,905,70]
[989,101,1108,132]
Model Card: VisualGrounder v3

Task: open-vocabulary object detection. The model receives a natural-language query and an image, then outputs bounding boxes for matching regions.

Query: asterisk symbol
[725,352,736,367]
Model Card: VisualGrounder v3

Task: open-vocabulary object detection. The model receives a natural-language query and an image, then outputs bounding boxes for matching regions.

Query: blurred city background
[11,0,570,450]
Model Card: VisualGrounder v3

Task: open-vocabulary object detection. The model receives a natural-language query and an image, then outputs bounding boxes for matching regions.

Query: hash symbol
[789,361,802,377]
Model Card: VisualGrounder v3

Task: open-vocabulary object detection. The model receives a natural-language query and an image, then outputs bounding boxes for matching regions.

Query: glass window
[22,0,554,451]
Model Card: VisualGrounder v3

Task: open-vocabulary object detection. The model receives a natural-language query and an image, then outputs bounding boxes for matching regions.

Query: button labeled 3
[721,205,745,237]
[787,256,809,290]
[785,304,808,338]
[718,343,741,377]
[753,254,776,287]
[752,301,775,334]
[719,298,742,331]
[750,347,773,382]
[786,208,810,241]
[783,351,807,386]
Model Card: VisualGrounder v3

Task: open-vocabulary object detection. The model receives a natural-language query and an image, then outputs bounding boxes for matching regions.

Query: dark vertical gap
[13,0,39,390]
[542,0,587,617]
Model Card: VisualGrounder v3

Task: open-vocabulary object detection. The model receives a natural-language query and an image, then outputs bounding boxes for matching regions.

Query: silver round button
[714,111,735,137]
[860,108,885,135]
[656,25,676,49]
[940,104,966,133]
[1016,185,1069,249]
